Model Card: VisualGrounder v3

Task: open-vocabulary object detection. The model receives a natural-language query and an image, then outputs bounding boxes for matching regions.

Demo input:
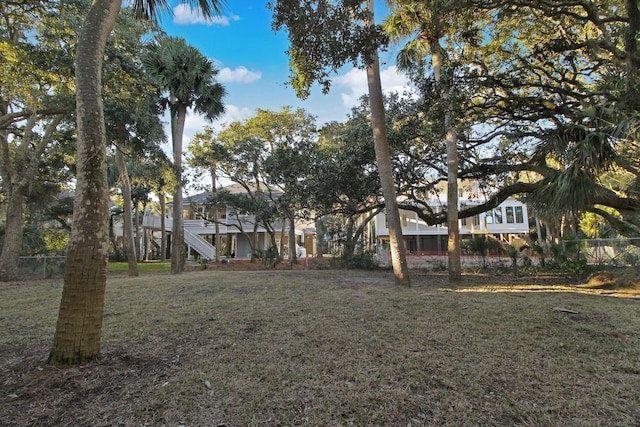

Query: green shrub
[253,246,280,268]
[330,250,379,270]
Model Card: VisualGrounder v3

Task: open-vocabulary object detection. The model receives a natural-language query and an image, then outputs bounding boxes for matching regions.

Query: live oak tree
[253,107,318,265]
[0,115,67,281]
[269,0,410,286]
[50,0,224,365]
[455,0,640,239]
[213,121,268,259]
[382,0,640,245]
[188,127,228,263]
[0,1,165,281]
[136,149,175,262]
[210,113,294,261]
[0,1,74,281]
[105,9,166,277]
[311,116,384,260]
[190,108,319,264]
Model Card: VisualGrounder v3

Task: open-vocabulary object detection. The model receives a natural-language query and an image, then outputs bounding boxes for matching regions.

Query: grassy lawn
[1,269,639,426]
[108,261,171,272]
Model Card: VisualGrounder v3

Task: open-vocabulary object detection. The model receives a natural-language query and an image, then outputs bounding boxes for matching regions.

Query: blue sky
[157,1,411,141]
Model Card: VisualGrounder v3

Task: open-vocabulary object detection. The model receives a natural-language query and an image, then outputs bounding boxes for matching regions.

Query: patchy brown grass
[1,268,639,426]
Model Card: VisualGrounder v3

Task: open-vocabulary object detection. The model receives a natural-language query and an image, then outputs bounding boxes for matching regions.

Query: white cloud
[180,105,253,141]
[173,4,240,26]
[334,68,367,108]
[214,105,254,127]
[334,66,412,108]
[217,66,262,84]
[162,105,254,147]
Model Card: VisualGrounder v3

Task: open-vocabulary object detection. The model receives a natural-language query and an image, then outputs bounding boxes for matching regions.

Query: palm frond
[130,0,225,21]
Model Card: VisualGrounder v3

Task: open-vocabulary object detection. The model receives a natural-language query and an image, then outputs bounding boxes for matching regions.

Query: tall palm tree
[365,0,410,286]
[143,36,226,273]
[384,0,470,282]
[50,0,224,365]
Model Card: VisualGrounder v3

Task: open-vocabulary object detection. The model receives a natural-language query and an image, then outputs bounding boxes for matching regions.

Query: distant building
[373,180,530,253]
[142,183,315,260]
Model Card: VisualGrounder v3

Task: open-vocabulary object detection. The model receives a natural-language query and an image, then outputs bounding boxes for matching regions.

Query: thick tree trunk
[50,0,120,365]
[171,105,187,273]
[0,188,25,281]
[344,217,356,259]
[115,148,138,277]
[365,0,410,287]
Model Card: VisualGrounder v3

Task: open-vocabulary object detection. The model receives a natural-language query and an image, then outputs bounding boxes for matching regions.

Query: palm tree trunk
[430,39,461,282]
[171,104,187,273]
[115,147,138,277]
[50,0,120,365]
[160,192,166,262]
[445,118,461,281]
[365,0,410,287]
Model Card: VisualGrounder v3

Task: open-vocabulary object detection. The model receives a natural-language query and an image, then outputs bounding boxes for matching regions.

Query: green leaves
[129,0,224,22]
[142,35,226,120]
[269,0,388,98]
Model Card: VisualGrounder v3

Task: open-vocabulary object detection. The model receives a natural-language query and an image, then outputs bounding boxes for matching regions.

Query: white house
[373,181,530,254]
[142,183,315,261]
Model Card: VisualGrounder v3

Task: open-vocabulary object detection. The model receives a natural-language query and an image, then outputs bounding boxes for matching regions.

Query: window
[473,214,481,226]
[461,217,467,226]
[485,210,494,224]
[493,208,503,224]
[506,206,515,223]
[515,206,524,223]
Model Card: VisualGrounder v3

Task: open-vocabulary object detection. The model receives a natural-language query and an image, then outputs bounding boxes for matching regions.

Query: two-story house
[373,181,530,254]
[142,183,316,261]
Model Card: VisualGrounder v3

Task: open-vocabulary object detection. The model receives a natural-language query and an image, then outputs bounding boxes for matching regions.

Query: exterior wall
[375,198,530,246]
[235,234,253,259]
[481,199,529,235]
[142,193,317,260]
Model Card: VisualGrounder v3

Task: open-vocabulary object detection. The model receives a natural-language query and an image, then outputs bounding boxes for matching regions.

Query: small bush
[253,246,280,269]
[330,250,379,270]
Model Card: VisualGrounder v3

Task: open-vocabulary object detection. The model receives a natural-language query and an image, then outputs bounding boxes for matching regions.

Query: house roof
[180,183,284,206]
